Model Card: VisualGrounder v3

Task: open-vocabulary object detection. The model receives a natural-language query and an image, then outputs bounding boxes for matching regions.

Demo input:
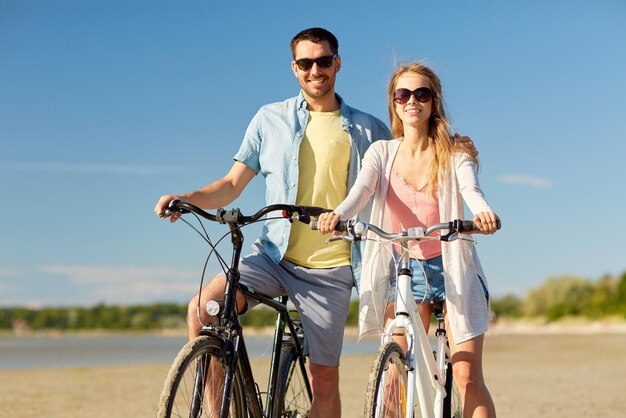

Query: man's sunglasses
[294,54,337,71]
[393,87,433,104]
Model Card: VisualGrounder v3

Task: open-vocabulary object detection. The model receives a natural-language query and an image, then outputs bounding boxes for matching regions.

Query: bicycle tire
[364,341,412,418]
[157,335,248,418]
[442,360,462,418]
[271,342,312,417]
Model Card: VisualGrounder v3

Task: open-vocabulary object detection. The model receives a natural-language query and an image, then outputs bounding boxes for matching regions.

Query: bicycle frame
[197,290,309,418]
[381,241,449,418]
[319,218,498,418]
[245,290,310,417]
[164,201,318,418]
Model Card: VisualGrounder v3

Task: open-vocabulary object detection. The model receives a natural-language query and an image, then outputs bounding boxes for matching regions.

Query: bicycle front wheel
[157,335,248,418]
[271,342,312,417]
[364,341,411,418]
[443,360,462,418]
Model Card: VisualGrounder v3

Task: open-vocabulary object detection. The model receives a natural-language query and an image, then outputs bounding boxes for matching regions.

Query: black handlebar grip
[310,220,349,232]
[458,220,477,232]
[335,221,349,232]
[458,219,501,232]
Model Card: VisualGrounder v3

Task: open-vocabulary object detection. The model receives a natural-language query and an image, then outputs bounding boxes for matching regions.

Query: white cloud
[497,175,553,188]
[40,265,198,284]
[38,264,221,303]
[98,280,200,299]
[0,268,25,279]
[0,162,190,175]
[0,265,226,306]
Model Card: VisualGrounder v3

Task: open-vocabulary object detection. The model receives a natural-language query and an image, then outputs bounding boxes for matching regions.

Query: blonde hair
[387,61,477,193]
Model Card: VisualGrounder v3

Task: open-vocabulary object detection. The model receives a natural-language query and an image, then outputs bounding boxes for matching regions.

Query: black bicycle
[156,200,329,418]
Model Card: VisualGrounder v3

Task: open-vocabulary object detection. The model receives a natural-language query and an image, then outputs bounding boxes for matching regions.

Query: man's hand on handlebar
[155,195,182,223]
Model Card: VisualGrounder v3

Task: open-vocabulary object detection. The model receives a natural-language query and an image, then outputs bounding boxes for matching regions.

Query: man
[154,27,391,418]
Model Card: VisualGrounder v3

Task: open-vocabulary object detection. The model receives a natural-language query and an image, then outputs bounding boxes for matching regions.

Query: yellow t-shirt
[284,110,352,268]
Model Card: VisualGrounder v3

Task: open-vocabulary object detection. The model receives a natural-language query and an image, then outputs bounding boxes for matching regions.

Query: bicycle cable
[185,213,291,323]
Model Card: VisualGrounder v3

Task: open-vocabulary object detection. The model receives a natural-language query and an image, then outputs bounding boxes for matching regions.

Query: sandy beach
[1,326,625,418]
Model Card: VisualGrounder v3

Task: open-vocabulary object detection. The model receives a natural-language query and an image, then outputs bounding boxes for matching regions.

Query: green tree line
[491,271,626,321]
[2,271,624,331]
[0,303,187,331]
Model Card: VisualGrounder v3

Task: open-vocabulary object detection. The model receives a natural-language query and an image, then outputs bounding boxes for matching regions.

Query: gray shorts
[238,246,353,367]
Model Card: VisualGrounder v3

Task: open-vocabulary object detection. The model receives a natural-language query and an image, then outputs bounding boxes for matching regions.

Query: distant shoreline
[488,318,626,335]
[3,318,626,338]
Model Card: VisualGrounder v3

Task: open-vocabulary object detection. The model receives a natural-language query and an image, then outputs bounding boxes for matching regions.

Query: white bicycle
[316,219,499,418]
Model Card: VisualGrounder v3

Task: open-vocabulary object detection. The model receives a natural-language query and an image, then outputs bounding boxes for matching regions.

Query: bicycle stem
[395,242,413,317]
[222,217,244,325]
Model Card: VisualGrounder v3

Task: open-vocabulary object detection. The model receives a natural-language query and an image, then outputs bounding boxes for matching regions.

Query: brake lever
[326,236,353,243]
[445,233,477,244]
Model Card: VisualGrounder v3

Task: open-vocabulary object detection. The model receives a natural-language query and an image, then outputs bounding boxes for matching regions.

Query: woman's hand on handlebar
[316,212,342,235]
[472,211,500,234]
[155,195,182,223]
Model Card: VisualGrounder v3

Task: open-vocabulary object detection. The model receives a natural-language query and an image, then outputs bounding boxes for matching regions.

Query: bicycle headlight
[205,300,221,317]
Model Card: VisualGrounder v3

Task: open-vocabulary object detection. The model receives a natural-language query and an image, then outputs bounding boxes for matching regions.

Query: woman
[316,62,498,417]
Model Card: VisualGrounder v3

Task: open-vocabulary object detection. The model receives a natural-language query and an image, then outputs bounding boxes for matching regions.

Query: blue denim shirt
[234,92,391,281]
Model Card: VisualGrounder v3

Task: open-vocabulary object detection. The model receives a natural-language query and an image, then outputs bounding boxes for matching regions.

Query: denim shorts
[389,256,446,304]
[388,255,489,304]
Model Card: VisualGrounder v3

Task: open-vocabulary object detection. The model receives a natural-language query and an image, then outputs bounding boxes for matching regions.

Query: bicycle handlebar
[164,199,331,226]
[311,219,501,242]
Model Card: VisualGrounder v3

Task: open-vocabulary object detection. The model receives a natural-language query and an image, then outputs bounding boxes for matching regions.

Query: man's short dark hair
[290,27,339,58]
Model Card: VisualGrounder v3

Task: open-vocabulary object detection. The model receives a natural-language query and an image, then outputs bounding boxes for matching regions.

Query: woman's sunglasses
[393,87,433,104]
[295,54,337,71]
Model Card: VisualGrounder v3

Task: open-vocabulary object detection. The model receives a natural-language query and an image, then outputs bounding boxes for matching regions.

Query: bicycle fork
[433,312,449,418]
[188,335,240,418]
[190,354,209,417]
[219,335,240,418]
[390,255,447,418]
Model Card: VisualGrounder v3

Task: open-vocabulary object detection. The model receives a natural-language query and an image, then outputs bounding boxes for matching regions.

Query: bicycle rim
[157,335,247,418]
[364,341,411,418]
[271,343,312,417]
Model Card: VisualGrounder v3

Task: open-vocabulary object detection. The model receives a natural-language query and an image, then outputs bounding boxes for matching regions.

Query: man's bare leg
[187,275,247,340]
[186,275,247,415]
[308,363,341,418]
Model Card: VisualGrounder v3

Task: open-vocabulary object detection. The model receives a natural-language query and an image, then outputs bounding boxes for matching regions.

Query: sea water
[0,333,380,370]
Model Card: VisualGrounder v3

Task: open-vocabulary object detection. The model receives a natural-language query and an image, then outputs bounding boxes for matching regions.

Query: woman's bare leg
[446,315,496,418]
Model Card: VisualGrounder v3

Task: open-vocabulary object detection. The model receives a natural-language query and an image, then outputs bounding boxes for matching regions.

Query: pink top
[386,168,442,260]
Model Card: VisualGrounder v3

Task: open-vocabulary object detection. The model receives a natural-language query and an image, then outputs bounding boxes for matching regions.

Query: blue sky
[1,0,625,308]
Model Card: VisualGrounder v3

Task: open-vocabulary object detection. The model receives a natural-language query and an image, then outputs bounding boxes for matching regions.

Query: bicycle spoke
[157,336,247,418]
[365,342,411,418]
[272,344,312,417]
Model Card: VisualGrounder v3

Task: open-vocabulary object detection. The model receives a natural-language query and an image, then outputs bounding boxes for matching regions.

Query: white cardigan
[335,139,493,343]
